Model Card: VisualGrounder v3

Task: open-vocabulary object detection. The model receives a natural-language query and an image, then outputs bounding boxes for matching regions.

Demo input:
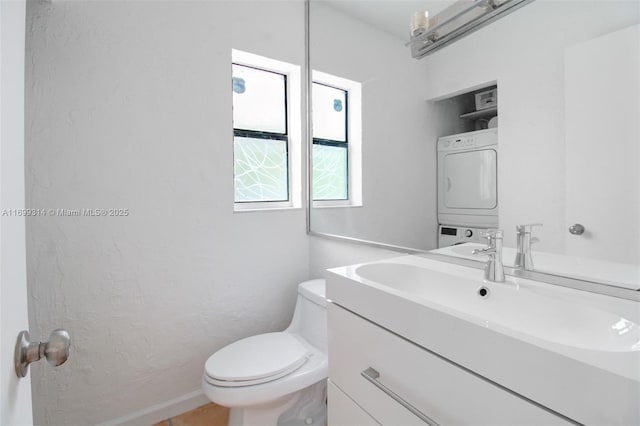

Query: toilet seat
[204,332,310,387]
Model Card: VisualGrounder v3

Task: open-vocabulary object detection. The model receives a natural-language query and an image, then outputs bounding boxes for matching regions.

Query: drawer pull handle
[361,367,440,426]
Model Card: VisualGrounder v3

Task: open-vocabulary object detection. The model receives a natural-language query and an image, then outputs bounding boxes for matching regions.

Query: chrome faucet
[514,223,542,271]
[472,229,505,283]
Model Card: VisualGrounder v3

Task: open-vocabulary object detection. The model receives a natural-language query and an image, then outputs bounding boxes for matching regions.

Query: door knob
[569,223,585,235]
[15,329,71,378]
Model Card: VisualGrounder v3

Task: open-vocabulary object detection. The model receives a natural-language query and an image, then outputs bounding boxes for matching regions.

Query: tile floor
[152,403,229,426]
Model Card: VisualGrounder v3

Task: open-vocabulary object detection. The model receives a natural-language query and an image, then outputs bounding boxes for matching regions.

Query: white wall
[421,0,640,251]
[309,3,438,250]
[25,1,308,425]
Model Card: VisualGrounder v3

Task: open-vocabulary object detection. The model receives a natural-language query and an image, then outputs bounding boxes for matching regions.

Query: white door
[564,24,640,264]
[1,0,34,424]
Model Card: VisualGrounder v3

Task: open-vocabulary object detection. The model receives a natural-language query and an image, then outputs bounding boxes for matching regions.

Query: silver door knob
[15,329,71,378]
[569,223,585,235]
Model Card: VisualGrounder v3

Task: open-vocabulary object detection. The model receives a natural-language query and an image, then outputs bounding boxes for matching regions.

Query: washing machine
[438,225,489,248]
[437,129,498,247]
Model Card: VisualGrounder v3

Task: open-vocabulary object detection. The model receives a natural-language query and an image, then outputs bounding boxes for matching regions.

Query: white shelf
[459,106,498,120]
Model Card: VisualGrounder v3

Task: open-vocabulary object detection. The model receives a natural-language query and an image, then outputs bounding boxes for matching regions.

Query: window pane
[234,136,288,202]
[232,64,286,134]
[312,143,348,200]
[312,83,346,142]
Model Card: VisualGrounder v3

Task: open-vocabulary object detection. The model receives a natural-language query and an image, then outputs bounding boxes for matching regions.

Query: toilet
[202,279,328,426]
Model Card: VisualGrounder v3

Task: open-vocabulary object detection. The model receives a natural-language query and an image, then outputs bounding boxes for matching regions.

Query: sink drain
[477,286,490,298]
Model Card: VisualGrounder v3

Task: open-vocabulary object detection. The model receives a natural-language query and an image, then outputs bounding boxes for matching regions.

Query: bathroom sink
[355,262,640,353]
[328,254,640,425]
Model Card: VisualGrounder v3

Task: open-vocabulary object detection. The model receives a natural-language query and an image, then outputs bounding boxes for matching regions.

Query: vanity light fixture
[407,0,534,59]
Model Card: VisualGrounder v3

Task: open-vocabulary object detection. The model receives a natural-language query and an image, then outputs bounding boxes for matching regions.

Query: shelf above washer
[459,106,498,120]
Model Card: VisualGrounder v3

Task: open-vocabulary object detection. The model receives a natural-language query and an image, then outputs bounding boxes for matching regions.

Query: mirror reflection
[309,0,640,290]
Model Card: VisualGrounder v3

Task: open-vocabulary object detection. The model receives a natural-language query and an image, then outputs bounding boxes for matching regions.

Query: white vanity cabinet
[328,380,378,426]
[327,303,573,426]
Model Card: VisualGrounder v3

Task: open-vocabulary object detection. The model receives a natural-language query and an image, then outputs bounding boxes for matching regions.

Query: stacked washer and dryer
[437,128,498,248]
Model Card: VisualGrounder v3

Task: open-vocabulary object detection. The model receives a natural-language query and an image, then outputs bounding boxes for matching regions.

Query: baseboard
[99,390,210,426]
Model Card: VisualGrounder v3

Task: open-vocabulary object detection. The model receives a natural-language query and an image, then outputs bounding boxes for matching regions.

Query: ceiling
[319,0,459,40]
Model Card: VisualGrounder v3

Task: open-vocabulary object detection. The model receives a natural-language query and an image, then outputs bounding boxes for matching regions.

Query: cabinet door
[328,303,574,426]
[328,380,380,426]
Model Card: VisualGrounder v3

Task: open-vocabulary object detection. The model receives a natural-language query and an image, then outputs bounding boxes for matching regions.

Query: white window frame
[232,49,302,212]
[312,70,362,208]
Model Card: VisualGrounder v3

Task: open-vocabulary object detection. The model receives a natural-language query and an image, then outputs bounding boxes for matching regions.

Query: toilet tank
[285,279,327,353]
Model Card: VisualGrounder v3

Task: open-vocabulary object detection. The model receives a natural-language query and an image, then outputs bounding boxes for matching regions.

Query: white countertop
[326,254,640,425]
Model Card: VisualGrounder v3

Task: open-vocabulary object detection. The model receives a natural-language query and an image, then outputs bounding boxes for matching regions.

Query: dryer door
[443,148,497,209]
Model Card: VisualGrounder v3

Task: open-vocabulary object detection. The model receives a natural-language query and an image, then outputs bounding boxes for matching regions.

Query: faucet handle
[475,229,503,255]
[480,228,503,242]
[472,246,495,256]
[481,228,503,237]
[474,229,506,283]
[516,223,542,234]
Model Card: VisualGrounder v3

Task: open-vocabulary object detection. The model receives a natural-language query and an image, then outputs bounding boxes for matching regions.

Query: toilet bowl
[202,279,328,426]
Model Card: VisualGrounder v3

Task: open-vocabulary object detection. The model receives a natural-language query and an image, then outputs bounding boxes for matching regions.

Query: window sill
[312,201,363,209]
[234,203,303,213]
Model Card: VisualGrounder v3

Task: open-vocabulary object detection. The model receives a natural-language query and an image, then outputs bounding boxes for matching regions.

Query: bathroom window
[232,50,302,211]
[312,72,362,207]
[312,82,348,200]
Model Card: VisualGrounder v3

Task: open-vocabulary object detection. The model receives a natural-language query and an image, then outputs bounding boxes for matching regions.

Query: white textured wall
[309,3,438,251]
[25,1,307,425]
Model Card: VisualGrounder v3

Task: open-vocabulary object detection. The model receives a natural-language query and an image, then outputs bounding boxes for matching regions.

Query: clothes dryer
[437,128,498,228]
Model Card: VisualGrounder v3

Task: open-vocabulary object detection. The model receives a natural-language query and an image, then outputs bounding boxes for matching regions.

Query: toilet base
[228,380,327,426]
[278,380,327,426]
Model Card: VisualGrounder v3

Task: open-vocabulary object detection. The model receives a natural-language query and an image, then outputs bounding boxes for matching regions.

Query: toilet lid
[205,332,309,386]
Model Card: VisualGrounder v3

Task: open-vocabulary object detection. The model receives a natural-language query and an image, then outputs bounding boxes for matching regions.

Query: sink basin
[355,262,640,353]
[328,254,640,425]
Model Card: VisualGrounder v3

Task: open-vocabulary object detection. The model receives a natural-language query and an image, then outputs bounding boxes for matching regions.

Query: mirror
[308,0,640,291]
